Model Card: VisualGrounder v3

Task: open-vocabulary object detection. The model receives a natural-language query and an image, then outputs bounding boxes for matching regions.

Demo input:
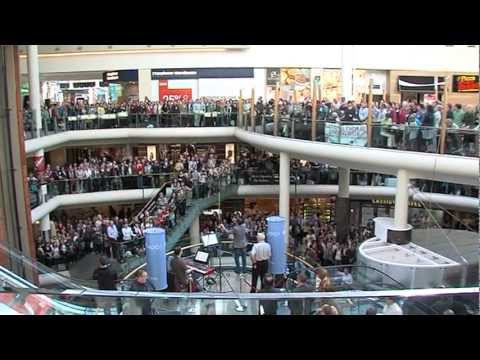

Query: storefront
[151,68,254,101]
[38,80,109,105]
[102,70,139,102]
[397,75,445,103]
[352,198,446,228]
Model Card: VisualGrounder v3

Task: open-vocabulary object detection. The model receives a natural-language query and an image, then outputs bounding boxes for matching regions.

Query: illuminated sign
[105,72,119,81]
[102,70,138,83]
[452,75,479,92]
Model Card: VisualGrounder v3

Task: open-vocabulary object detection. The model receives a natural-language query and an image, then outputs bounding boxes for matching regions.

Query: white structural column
[189,216,200,245]
[138,69,152,101]
[28,46,50,239]
[27,45,42,137]
[41,213,51,241]
[394,169,410,229]
[341,45,354,101]
[279,152,290,246]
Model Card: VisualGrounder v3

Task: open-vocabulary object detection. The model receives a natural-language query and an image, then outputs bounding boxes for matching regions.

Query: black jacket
[258,287,282,315]
[92,265,118,290]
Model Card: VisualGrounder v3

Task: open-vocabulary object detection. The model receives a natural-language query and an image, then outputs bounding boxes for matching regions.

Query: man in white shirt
[106,220,118,258]
[250,232,271,293]
[382,297,403,315]
[122,223,133,242]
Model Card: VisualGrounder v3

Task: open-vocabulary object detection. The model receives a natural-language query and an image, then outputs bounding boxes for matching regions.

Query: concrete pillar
[389,169,413,245]
[125,144,133,161]
[189,216,200,245]
[341,45,354,101]
[138,69,152,101]
[279,152,290,247]
[394,169,409,229]
[336,167,350,243]
[27,45,42,137]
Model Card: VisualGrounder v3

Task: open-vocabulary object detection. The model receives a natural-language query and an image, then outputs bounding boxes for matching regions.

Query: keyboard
[184,258,215,276]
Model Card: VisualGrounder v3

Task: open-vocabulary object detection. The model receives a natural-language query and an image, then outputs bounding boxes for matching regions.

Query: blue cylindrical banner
[145,227,167,290]
[267,216,286,275]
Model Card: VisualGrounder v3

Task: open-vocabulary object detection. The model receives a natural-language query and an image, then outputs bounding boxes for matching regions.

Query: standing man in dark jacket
[92,256,120,315]
[229,217,248,274]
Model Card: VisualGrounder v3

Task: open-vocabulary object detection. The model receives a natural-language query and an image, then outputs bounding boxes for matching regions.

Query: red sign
[452,75,479,93]
[159,82,192,102]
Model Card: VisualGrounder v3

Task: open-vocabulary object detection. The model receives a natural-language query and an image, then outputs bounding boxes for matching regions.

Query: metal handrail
[10,285,477,300]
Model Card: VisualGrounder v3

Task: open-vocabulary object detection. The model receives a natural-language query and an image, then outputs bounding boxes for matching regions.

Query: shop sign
[73,82,96,88]
[371,199,423,208]
[151,68,254,80]
[452,75,479,92]
[266,68,281,85]
[102,70,139,83]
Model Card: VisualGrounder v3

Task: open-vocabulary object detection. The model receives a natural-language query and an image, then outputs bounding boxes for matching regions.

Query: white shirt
[251,241,271,262]
[107,225,118,240]
[122,227,133,241]
[382,302,403,315]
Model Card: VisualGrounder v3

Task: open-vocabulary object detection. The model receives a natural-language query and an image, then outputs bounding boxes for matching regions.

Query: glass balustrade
[0,285,476,315]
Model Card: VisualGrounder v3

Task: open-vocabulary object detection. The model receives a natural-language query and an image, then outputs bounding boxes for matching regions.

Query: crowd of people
[35,213,147,269]
[25,96,479,158]
[28,146,285,207]
[34,145,245,267]
[200,204,373,283]
[27,96,480,128]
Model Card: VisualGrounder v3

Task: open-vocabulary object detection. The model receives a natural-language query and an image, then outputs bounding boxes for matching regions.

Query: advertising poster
[321,69,342,101]
[353,69,369,103]
[280,68,311,102]
[159,81,192,102]
[108,83,122,102]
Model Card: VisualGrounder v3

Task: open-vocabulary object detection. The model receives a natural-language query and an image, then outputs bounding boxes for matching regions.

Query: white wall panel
[20,46,479,75]
[198,78,254,98]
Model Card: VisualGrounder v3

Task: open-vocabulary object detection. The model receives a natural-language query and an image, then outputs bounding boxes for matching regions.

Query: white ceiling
[17,45,249,55]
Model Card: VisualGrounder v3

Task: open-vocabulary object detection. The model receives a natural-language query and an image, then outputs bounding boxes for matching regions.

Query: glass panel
[0,287,476,315]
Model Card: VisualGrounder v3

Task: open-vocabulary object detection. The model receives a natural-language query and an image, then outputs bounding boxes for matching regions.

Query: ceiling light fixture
[18,47,228,59]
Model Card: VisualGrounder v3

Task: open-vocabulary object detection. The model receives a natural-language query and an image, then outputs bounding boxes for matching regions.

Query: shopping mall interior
[0,45,478,315]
